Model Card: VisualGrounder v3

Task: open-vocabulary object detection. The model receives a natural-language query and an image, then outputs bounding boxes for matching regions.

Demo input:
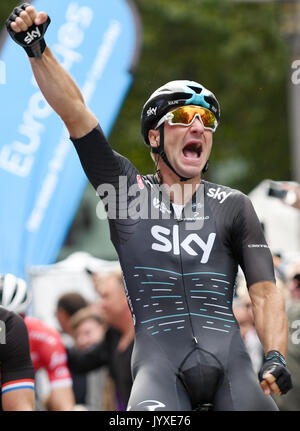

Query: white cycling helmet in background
[0,273,32,314]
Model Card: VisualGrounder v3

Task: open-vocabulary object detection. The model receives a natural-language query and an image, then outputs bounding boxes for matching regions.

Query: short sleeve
[1,312,35,388]
[230,193,275,288]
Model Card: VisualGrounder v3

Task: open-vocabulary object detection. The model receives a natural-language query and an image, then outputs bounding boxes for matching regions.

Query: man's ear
[148,129,160,150]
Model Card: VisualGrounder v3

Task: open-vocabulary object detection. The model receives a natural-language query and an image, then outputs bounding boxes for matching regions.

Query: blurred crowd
[40,268,134,411]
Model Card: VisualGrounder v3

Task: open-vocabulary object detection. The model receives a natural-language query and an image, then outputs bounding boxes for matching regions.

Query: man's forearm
[67,341,109,373]
[30,47,83,120]
[249,281,288,357]
[30,46,97,137]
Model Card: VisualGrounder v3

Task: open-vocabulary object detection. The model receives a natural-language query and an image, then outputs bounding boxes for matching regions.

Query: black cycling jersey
[0,308,35,410]
[72,125,278,411]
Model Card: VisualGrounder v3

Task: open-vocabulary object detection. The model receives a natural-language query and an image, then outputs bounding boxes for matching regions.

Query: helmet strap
[202,160,209,173]
[152,125,191,182]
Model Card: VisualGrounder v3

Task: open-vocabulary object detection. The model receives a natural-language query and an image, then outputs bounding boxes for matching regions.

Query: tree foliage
[110,0,291,193]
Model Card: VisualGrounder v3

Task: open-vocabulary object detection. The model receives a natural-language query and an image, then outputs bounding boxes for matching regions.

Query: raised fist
[6,3,50,59]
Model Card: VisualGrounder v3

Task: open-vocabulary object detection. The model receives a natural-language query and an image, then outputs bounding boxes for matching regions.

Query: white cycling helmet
[0,273,32,314]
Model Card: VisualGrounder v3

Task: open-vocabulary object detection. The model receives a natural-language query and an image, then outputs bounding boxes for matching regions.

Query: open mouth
[182,142,202,159]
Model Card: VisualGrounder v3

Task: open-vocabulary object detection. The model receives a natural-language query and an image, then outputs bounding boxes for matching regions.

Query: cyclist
[0,273,75,411]
[0,275,35,410]
[6,4,292,410]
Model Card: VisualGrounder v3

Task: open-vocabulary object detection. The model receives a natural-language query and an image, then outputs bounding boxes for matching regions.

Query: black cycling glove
[258,350,293,395]
[6,3,51,59]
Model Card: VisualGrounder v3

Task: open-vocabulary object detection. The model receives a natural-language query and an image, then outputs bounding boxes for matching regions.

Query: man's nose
[190,116,205,133]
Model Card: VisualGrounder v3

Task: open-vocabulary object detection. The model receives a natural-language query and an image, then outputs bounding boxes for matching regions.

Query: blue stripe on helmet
[184,93,210,109]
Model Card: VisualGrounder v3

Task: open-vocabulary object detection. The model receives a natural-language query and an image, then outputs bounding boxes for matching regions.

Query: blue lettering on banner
[0,0,141,278]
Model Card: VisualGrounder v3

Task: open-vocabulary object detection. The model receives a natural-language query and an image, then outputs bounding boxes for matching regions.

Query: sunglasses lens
[170,106,217,130]
[199,108,217,129]
[171,108,193,125]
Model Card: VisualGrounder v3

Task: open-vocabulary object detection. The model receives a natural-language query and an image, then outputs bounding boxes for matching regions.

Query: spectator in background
[233,296,264,375]
[25,316,75,411]
[280,182,300,211]
[71,308,106,351]
[93,271,135,354]
[56,292,88,336]
[70,308,115,411]
[274,273,300,410]
[272,253,287,285]
[294,188,300,210]
[67,269,134,410]
[55,292,89,406]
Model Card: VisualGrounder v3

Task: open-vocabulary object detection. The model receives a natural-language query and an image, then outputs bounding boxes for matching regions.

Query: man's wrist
[24,38,46,59]
[265,350,286,367]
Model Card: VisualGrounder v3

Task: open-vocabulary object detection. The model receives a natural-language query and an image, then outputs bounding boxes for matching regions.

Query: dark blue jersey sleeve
[230,193,275,288]
[71,125,139,194]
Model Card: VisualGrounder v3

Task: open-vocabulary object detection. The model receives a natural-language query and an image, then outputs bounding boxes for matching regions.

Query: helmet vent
[188,86,203,94]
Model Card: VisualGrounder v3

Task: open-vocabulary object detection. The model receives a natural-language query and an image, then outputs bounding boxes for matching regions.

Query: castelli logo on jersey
[136,175,144,190]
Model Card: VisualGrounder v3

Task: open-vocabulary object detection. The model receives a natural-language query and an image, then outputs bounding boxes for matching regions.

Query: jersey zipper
[176,217,198,346]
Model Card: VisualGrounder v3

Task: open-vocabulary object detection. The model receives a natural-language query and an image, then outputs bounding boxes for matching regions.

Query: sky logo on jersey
[0,0,141,279]
[207,187,232,204]
[151,225,216,263]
